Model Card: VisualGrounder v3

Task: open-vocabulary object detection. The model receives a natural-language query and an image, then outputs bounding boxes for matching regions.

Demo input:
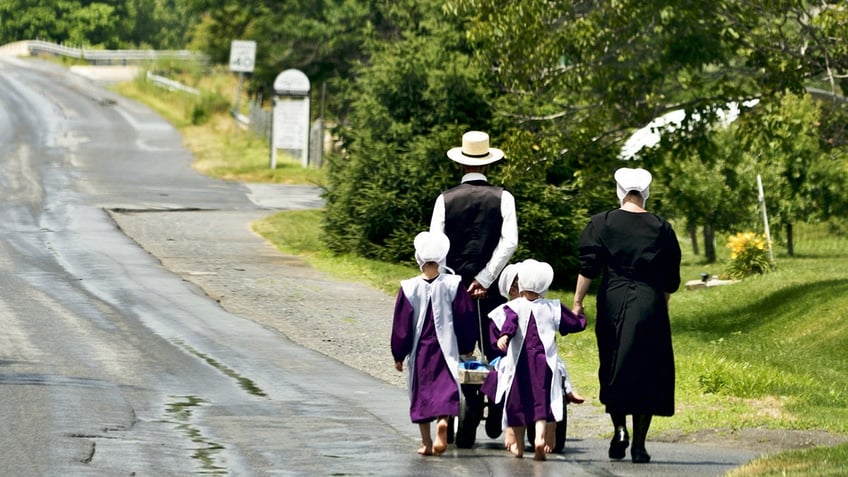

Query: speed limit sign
[229,40,256,73]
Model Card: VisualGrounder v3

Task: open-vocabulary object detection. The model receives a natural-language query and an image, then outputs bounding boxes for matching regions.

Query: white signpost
[229,40,256,73]
[271,69,311,168]
[757,174,774,263]
[229,40,256,122]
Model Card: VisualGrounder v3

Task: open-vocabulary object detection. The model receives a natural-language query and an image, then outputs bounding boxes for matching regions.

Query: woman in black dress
[572,168,681,463]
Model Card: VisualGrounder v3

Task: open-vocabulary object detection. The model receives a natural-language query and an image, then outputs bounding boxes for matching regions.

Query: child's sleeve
[500,306,519,338]
[559,304,587,335]
[391,289,414,362]
[486,314,504,358]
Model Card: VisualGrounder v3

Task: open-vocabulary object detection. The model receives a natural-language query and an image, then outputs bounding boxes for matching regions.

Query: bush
[725,232,774,278]
[191,93,230,125]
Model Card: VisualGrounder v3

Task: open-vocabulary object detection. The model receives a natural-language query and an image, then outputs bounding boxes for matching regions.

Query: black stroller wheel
[455,385,482,448]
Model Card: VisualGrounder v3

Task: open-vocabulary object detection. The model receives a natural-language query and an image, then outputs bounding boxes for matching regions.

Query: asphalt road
[0,55,763,476]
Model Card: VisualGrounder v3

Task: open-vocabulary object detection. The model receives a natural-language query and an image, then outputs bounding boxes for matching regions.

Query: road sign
[229,40,256,73]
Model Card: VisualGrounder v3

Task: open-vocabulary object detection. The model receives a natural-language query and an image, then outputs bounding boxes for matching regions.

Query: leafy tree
[184,0,374,111]
[446,0,848,266]
[736,91,837,256]
[0,0,76,44]
[0,0,198,49]
[324,0,496,266]
[66,3,120,48]
[642,119,762,263]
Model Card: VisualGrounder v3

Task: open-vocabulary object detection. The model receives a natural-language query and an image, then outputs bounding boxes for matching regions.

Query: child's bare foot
[534,436,547,461]
[508,442,523,458]
[417,423,434,456]
[566,391,585,404]
[503,427,516,450]
[432,419,448,455]
[545,423,555,453]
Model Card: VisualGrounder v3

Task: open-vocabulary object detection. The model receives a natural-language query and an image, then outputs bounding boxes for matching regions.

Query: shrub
[725,232,774,278]
[191,93,230,125]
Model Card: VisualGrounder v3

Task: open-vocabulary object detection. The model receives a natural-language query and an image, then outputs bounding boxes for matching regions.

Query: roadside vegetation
[114,73,848,476]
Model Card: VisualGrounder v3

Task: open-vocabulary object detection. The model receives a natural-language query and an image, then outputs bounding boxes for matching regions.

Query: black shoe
[608,427,629,460]
[631,446,651,463]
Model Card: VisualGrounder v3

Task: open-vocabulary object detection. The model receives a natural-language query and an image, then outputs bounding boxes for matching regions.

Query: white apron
[489,297,564,430]
[400,274,463,402]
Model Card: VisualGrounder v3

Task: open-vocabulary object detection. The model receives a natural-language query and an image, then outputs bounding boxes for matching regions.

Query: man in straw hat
[429,131,518,361]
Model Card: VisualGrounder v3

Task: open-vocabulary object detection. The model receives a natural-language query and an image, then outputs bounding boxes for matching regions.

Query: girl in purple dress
[489,259,586,460]
[391,231,477,455]
[483,261,585,455]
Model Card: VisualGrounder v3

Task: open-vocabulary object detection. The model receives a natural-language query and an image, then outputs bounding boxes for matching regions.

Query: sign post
[228,40,256,119]
[757,174,774,263]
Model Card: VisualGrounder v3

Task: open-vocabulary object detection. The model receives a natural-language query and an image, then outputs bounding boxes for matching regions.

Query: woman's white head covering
[615,167,652,207]
[414,231,452,273]
[498,262,522,300]
[517,259,554,296]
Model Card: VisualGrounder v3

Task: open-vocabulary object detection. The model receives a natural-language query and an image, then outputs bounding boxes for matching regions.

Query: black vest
[442,181,504,284]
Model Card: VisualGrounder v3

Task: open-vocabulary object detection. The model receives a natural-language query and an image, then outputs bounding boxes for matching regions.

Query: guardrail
[25,39,206,64]
[146,71,200,95]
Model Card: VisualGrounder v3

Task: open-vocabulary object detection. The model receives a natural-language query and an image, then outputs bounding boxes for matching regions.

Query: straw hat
[447,131,504,166]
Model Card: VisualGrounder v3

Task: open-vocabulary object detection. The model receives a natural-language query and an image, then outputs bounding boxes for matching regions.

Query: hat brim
[447,147,504,166]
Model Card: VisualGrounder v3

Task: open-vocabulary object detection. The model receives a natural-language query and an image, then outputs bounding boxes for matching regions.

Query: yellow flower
[726,232,767,259]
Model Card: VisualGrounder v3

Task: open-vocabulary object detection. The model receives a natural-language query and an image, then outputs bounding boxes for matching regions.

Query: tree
[324,0,496,265]
[0,0,198,49]
[736,91,836,256]
[65,3,120,48]
[0,0,76,44]
[184,0,375,112]
[442,0,848,264]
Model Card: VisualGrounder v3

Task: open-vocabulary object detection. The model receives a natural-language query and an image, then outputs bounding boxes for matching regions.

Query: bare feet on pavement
[432,418,448,455]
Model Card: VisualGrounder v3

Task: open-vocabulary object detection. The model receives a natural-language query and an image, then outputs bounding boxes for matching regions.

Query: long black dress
[578,209,681,416]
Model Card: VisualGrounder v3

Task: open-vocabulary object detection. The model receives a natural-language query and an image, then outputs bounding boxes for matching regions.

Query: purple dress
[391,278,476,423]
[496,304,585,426]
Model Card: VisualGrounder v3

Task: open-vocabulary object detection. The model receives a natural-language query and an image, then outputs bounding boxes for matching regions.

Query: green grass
[111,66,848,476]
[727,441,848,476]
[250,209,414,294]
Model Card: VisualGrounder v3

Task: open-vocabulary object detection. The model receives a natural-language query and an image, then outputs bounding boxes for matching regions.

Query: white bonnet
[517,259,554,296]
[615,167,652,206]
[414,231,451,272]
[498,262,522,300]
